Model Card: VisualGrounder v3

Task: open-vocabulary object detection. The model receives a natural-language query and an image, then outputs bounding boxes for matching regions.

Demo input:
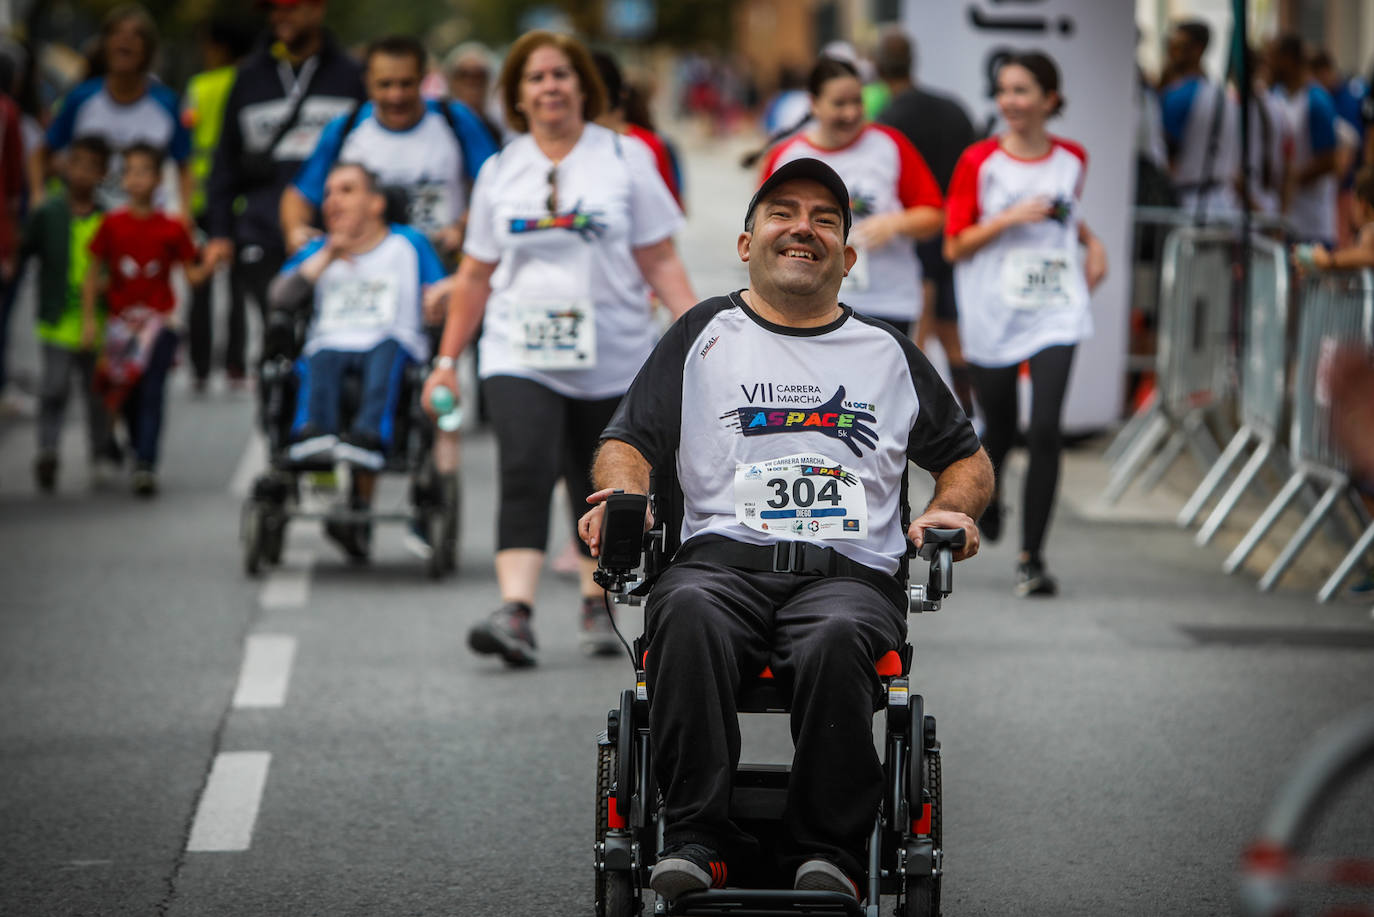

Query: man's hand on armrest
[908,448,994,562]
[579,439,653,557]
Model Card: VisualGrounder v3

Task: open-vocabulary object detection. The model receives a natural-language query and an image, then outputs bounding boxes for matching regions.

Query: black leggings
[483,375,621,555]
[968,344,1076,560]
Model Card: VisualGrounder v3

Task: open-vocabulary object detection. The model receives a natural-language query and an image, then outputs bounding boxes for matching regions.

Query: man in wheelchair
[578,158,993,905]
[267,160,446,477]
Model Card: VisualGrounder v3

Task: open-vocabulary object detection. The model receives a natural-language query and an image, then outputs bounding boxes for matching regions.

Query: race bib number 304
[734,453,868,540]
[514,300,597,370]
[1001,248,1075,310]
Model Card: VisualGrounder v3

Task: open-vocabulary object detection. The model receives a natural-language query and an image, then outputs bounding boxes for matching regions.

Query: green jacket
[20,194,103,329]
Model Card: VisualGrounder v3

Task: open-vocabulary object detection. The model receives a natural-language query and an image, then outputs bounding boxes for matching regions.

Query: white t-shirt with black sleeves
[602,293,981,576]
[944,135,1092,367]
[761,124,944,322]
[463,123,685,399]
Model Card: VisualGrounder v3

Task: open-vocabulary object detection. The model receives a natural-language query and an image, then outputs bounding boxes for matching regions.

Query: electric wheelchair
[590,473,963,917]
[238,303,460,579]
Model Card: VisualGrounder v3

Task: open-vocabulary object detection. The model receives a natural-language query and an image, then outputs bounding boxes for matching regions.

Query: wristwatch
[434,355,456,370]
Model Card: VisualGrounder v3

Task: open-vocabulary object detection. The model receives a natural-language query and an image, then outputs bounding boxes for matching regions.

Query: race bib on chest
[842,246,871,293]
[407,182,453,236]
[318,276,399,333]
[734,453,868,540]
[1001,248,1076,310]
[513,300,597,369]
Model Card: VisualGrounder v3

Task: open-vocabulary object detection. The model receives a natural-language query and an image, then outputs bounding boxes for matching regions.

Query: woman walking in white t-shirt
[423,30,695,665]
[943,51,1106,597]
[759,57,944,336]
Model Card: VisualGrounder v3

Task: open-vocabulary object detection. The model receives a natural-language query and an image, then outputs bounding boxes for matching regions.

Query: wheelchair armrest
[593,492,651,594]
[910,527,965,612]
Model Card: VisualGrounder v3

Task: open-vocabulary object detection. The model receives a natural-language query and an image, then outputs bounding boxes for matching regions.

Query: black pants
[482,374,621,554]
[645,559,906,883]
[968,343,1076,559]
[189,241,282,380]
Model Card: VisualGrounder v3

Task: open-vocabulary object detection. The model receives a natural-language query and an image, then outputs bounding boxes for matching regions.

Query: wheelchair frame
[591,480,962,917]
[238,348,461,579]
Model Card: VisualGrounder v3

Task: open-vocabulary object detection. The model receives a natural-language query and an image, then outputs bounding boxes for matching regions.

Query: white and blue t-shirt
[283,224,445,361]
[1275,81,1340,243]
[1160,75,1240,216]
[293,100,497,241]
[45,78,190,209]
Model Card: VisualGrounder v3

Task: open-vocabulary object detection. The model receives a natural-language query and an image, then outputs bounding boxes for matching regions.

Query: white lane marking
[229,431,267,498]
[232,634,298,709]
[259,551,315,609]
[186,752,271,852]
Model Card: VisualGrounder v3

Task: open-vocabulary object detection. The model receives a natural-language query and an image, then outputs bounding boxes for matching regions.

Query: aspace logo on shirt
[719,384,877,458]
[508,204,606,240]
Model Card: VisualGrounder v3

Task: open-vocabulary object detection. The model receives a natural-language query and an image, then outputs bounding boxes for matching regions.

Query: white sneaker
[0,385,37,418]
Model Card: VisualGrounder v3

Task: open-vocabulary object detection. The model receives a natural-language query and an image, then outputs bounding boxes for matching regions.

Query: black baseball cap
[744,157,852,240]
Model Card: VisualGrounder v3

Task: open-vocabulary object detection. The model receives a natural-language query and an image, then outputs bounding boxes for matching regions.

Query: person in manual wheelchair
[244,160,451,570]
[578,158,993,912]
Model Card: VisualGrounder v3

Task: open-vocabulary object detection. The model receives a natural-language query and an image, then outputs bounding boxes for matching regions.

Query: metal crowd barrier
[1102,225,1236,503]
[1223,269,1374,593]
[1105,207,1290,469]
[1178,235,1291,542]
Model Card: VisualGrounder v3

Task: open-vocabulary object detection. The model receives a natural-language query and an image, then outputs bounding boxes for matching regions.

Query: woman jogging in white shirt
[759,57,944,336]
[943,50,1106,597]
[422,30,696,666]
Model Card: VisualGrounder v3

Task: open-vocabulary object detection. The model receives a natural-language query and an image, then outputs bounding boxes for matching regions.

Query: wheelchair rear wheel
[595,741,641,917]
[903,747,943,917]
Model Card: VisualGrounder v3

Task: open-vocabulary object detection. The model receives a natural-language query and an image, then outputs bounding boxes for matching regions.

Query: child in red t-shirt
[82,142,208,497]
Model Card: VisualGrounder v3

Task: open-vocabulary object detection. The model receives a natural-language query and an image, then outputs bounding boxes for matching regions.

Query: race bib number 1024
[734,453,868,540]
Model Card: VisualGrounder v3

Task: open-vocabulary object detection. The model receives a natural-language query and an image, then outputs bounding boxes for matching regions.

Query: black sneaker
[794,858,860,900]
[468,602,537,667]
[978,500,1002,543]
[132,464,158,498]
[650,843,728,900]
[324,515,371,562]
[579,596,620,657]
[34,453,57,493]
[1015,557,1058,597]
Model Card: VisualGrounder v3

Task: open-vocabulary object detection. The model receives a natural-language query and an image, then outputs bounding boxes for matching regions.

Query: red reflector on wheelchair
[875,650,903,676]
[758,666,774,680]
[608,796,627,829]
[912,803,931,836]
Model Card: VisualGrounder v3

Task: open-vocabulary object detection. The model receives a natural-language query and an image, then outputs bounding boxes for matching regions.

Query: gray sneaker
[794,858,859,900]
[579,596,621,657]
[468,602,537,667]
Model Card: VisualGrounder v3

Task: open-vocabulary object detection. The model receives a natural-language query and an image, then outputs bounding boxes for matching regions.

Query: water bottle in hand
[431,385,463,433]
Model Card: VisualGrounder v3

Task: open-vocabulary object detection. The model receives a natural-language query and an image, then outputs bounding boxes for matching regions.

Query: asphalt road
[3,137,1374,917]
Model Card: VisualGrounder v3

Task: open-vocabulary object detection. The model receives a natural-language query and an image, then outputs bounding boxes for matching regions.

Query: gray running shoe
[468,602,537,667]
[579,596,621,657]
[794,858,859,900]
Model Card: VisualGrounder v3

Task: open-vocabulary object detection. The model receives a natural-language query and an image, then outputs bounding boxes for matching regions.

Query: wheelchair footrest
[667,888,866,917]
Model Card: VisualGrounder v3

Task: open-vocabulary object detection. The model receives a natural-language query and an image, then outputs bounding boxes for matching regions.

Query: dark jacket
[19,194,103,328]
[205,32,364,254]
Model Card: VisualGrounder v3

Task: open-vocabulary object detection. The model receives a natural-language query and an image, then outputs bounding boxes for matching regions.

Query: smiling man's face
[739,177,855,306]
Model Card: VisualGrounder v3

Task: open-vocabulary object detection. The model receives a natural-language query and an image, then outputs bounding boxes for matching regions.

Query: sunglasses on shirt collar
[546,165,559,215]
